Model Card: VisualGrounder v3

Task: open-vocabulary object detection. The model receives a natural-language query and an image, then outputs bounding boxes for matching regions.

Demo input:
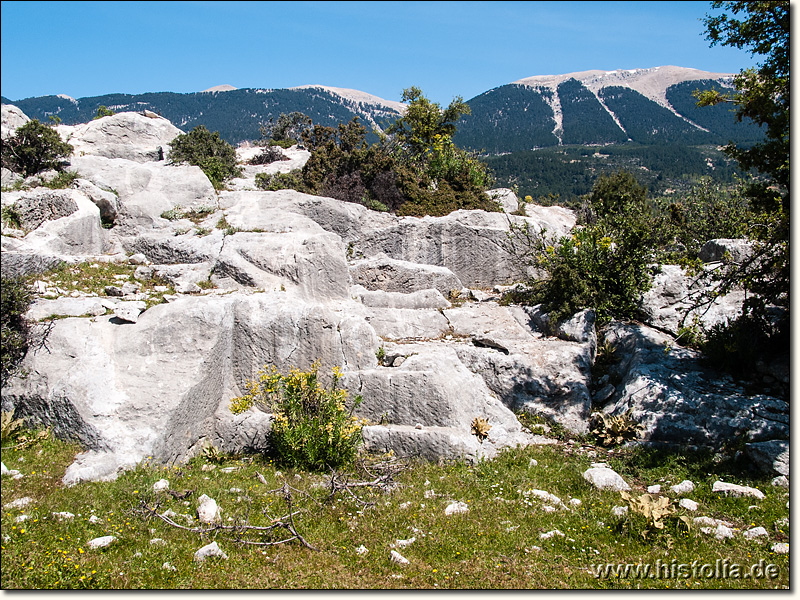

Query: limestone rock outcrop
[1,105,787,482]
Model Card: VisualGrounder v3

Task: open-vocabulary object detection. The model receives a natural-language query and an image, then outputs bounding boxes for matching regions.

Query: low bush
[168,126,241,189]
[247,146,289,165]
[230,363,365,471]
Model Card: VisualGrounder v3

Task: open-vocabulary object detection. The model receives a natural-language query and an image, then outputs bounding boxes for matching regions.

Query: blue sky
[1,1,759,105]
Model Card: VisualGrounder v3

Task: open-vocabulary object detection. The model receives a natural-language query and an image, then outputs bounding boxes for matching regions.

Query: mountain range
[2,66,762,153]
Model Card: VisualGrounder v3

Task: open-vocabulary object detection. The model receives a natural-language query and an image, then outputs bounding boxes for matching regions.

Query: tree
[168,125,241,188]
[1,119,74,177]
[696,1,789,194]
[385,86,472,163]
[692,1,789,370]
[94,105,115,119]
[259,112,312,147]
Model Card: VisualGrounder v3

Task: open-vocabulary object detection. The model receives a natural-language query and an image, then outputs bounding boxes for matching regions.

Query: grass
[24,262,177,311]
[1,425,788,589]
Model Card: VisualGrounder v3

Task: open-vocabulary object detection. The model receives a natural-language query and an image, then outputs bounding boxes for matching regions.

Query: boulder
[58,112,182,163]
[487,188,519,213]
[69,155,217,228]
[699,238,753,264]
[2,293,379,484]
[745,440,789,477]
[1,104,30,139]
[638,264,745,336]
[598,322,788,448]
[350,257,463,296]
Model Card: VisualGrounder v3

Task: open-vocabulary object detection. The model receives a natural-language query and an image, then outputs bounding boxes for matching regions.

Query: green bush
[507,171,656,324]
[1,119,74,177]
[230,363,365,471]
[168,125,241,189]
[93,105,115,119]
[253,89,497,217]
[1,277,34,385]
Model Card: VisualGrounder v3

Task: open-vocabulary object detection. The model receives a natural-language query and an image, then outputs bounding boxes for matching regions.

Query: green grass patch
[1,428,788,589]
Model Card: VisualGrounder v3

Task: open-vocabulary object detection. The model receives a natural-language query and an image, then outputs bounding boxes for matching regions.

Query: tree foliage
[257,88,496,217]
[259,111,312,147]
[506,171,657,325]
[1,119,74,177]
[168,125,241,188]
[691,1,789,368]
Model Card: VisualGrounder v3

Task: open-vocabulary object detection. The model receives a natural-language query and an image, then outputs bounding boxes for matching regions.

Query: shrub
[248,146,289,165]
[506,171,656,324]
[230,363,365,471]
[1,119,74,177]
[1,277,34,385]
[254,89,497,217]
[93,105,115,119]
[168,125,241,189]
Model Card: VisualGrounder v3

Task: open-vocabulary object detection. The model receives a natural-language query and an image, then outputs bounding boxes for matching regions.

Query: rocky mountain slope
[2,66,762,150]
[0,107,787,485]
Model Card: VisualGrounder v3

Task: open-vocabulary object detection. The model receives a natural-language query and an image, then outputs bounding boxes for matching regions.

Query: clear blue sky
[1,1,759,105]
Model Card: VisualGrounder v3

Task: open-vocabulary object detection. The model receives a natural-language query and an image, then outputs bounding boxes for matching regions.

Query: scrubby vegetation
[256,89,498,217]
[0,278,34,385]
[230,364,365,471]
[1,119,74,178]
[168,125,241,189]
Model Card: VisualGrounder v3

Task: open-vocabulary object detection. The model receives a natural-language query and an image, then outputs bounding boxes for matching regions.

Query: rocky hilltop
[0,106,788,485]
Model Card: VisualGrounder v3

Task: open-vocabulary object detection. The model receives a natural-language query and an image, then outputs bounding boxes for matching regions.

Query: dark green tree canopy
[168,125,241,188]
[1,119,74,177]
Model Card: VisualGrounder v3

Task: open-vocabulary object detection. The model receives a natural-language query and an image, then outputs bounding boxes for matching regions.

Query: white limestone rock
[583,467,630,491]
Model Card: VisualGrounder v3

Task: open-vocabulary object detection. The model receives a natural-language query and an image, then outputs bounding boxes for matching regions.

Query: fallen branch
[139,478,317,551]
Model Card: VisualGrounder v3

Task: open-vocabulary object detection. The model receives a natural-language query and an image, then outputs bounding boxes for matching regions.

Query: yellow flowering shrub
[230,363,364,471]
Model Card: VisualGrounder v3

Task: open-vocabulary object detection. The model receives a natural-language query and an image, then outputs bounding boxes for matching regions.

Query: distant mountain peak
[514,66,734,110]
[202,84,237,93]
[289,85,407,114]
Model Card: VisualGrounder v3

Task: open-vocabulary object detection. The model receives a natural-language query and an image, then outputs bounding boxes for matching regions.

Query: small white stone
[542,505,557,513]
[679,499,698,511]
[4,497,33,509]
[712,481,765,499]
[396,537,416,548]
[390,550,410,565]
[647,485,661,494]
[424,489,436,499]
[528,459,538,468]
[771,542,789,554]
[772,475,789,488]
[539,529,565,540]
[53,511,75,521]
[14,515,30,523]
[152,479,169,492]
[194,541,228,562]
[162,562,177,571]
[150,538,167,546]
[196,494,221,524]
[612,505,629,517]
[444,501,469,516]
[88,515,102,524]
[569,498,582,507]
[670,480,695,496]
[88,535,117,549]
[743,527,769,540]
[356,545,368,555]
[714,524,735,541]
